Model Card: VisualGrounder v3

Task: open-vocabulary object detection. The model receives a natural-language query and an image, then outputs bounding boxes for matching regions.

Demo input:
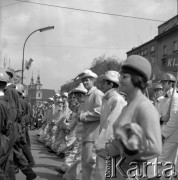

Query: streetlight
[21,26,54,84]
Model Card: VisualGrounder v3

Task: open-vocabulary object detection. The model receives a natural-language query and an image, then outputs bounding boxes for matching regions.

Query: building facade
[27,73,55,106]
[127,15,178,80]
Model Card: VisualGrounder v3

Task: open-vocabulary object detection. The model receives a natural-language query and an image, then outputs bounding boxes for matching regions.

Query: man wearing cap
[61,92,69,112]
[3,68,22,179]
[108,55,162,180]
[62,83,87,179]
[90,70,127,180]
[0,68,16,180]
[158,73,178,180]
[153,84,164,112]
[45,94,61,148]
[79,70,104,180]
[38,97,54,143]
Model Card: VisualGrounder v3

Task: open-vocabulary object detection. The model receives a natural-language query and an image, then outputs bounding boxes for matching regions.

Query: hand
[161,114,170,123]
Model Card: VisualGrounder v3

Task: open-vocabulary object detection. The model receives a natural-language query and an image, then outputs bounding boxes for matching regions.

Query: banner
[162,53,178,72]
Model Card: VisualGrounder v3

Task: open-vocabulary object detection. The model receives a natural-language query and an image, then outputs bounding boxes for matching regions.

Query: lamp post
[21,26,54,84]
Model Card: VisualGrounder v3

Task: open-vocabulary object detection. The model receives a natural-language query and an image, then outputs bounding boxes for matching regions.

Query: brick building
[27,73,55,106]
[127,15,178,81]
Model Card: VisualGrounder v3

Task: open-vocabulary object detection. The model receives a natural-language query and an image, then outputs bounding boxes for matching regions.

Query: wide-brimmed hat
[54,93,60,97]
[100,71,120,85]
[71,83,87,94]
[61,92,68,98]
[47,97,54,102]
[80,69,98,79]
[154,84,163,90]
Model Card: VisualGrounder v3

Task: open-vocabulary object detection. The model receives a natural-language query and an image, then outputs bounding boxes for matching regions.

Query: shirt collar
[87,86,97,95]
[104,88,118,100]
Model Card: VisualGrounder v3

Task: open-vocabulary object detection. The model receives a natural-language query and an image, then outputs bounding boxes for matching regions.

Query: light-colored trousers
[81,142,96,180]
[158,141,178,180]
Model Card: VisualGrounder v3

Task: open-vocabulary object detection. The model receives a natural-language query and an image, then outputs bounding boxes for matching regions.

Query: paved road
[16,130,64,180]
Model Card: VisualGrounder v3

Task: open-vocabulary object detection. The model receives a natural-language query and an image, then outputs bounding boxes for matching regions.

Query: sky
[0,0,177,92]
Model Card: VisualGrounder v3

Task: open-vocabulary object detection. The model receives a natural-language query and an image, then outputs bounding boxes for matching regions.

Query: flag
[25,58,33,70]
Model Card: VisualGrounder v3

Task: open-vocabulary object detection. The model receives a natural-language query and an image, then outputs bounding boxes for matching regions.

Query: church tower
[36,71,42,103]
[30,73,34,85]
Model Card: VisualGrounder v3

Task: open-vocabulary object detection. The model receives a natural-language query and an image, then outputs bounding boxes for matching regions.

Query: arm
[80,91,103,122]
[105,98,126,141]
[137,104,162,161]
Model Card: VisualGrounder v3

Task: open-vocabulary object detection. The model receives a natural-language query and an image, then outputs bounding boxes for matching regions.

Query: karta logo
[105,156,177,178]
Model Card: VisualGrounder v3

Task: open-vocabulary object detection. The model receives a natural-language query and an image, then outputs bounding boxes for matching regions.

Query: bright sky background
[0,0,177,92]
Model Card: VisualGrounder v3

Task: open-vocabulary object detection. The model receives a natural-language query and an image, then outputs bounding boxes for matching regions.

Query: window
[173,41,178,52]
[144,49,147,55]
[141,51,144,56]
[150,45,155,53]
[163,45,167,56]
[38,93,41,98]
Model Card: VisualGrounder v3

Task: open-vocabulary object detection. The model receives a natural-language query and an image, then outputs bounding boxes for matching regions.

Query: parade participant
[0,68,15,180]
[16,84,35,166]
[79,70,104,180]
[3,68,20,179]
[158,73,178,180]
[22,92,31,147]
[56,83,87,180]
[50,103,70,155]
[107,55,162,180]
[29,105,36,130]
[90,70,127,180]
[48,97,64,152]
[38,97,54,143]
[61,92,68,106]
[153,83,164,111]
[45,94,61,148]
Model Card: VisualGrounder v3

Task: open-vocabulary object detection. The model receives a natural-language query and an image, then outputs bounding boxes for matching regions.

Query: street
[16,130,64,180]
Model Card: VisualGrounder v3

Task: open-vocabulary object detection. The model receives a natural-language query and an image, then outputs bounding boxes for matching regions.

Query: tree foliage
[60,55,123,93]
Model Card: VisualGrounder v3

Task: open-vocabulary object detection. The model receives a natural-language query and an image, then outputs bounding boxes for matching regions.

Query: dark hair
[105,80,119,88]
[131,75,147,92]
[74,92,85,97]
[0,81,7,90]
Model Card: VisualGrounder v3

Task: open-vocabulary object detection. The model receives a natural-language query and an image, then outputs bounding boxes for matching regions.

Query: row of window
[135,40,178,56]
[136,45,155,56]
[163,40,178,55]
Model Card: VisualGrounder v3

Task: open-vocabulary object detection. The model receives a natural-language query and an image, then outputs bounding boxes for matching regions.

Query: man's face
[62,96,67,102]
[102,80,112,93]
[82,77,94,90]
[154,89,163,98]
[161,81,172,92]
[58,102,63,111]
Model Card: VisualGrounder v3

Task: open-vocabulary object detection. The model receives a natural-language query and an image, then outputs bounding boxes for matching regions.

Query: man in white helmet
[158,72,178,180]
[90,70,127,180]
[79,70,104,180]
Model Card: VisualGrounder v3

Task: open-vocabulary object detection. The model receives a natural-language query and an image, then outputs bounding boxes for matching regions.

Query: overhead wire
[13,0,165,23]
[0,0,22,7]
[0,43,128,50]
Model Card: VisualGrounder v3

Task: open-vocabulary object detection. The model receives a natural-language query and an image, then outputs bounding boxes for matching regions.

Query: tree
[60,55,124,93]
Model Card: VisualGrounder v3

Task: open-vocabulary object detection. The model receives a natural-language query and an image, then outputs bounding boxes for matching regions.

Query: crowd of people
[1,54,178,180]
